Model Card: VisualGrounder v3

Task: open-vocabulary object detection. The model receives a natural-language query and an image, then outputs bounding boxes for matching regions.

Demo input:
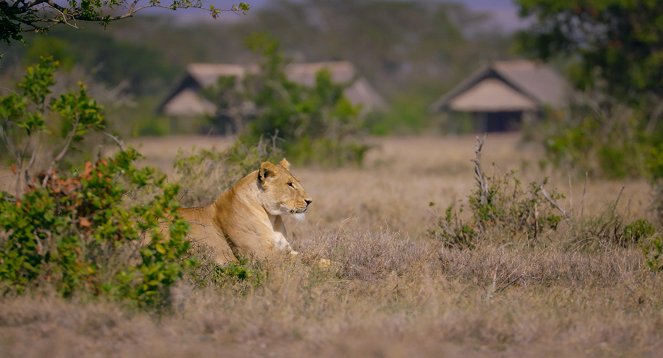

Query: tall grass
[0,134,661,357]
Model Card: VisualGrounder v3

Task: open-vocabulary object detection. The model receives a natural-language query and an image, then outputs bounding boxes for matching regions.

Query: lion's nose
[305,199,312,206]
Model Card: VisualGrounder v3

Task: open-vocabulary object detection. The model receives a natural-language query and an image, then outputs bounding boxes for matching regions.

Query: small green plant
[643,235,663,272]
[429,137,565,249]
[185,243,264,289]
[428,204,477,249]
[623,219,656,245]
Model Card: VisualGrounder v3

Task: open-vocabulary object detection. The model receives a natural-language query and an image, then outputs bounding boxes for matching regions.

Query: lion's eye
[288,182,295,189]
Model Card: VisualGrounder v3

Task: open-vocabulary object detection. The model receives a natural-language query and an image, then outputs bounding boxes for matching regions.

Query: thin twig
[472,135,488,206]
[103,131,126,152]
[610,186,625,216]
[580,172,588,218]
[567,174,573,212]
[0,123,19,164]
[42,116,79,187]
[540,185,570,220]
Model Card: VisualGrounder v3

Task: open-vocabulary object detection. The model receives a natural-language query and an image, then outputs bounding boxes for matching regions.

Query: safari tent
[159,61,385,120]
[432,60,568,132]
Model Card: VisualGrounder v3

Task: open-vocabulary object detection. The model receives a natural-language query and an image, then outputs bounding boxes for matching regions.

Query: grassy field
[1,134,661,357]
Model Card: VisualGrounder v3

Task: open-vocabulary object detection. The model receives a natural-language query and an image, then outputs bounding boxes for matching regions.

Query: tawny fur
[176,159,312,265]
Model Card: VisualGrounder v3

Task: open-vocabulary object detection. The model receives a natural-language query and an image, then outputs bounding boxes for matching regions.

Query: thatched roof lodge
[159,61,385,117]
[432,60,568,132]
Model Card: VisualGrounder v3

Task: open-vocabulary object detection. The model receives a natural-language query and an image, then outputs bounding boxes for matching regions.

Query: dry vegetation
[1,134,661,357]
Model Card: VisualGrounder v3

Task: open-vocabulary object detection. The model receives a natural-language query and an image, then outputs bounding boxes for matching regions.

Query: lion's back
[178,205,238,264]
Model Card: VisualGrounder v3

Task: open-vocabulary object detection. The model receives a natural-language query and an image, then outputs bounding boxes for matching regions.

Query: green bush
[430,174,564,249]
[429,139,564,248]
[429,204,477,249]
[623,219,656,245]
[431,139,660,255]
[0,57,106,195]
[0,150,192,309]
[365,95,431,135]
[569,208,658,251]
[284,137,370,168]
[0,58,192,310]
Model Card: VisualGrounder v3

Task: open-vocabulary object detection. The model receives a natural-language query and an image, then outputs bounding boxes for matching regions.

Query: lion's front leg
[271,215,298,255]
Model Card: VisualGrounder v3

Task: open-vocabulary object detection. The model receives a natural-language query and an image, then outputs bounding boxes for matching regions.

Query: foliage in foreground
[0,57,106,197]
[0,58,193,309]
[0,149,192,309]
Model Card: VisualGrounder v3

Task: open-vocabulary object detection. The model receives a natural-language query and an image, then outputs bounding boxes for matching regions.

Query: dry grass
[1,133,661,357]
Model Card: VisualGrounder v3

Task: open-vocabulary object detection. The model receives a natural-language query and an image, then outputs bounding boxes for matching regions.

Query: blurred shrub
[205,33,369,167]
[0,58,192,310]
[134,117,170,137]
[538,103,658,180]
[623,219,656,246]
[174,137,283,207]
[535,101,663,228]
[365,95,431,135]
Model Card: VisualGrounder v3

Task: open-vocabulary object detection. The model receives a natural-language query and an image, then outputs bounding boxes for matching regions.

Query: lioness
[177,158,312,265]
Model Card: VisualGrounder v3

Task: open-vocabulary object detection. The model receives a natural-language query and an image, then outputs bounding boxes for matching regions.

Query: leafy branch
[0,57,115,196]
[0,0,250,44]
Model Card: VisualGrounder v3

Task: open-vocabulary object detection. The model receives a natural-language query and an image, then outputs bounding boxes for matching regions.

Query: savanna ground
[1,134,661,357]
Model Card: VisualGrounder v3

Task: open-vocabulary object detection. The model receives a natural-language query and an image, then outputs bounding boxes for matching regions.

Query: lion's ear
[259,161,276,184]
[279,158,291,170]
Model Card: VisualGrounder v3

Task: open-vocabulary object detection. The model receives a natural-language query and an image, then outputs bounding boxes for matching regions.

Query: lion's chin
[293,213,306,222]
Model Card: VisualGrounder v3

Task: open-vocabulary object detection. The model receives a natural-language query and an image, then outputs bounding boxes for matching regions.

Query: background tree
[516,0,663,117]
[238,34,368,166]
[516,0,662,182]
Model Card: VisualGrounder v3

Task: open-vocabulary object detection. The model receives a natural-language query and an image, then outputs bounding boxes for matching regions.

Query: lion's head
[258,158,312,219]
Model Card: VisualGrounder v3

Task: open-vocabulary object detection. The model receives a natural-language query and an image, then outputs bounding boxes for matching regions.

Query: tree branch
[42,115,79,187]
[103,131,126,152]
[540,184,570,220]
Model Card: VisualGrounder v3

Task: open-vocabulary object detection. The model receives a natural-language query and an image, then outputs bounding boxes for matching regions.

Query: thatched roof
[160,61,384,116]
[433,60,568,113]
[187,63,247,87]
